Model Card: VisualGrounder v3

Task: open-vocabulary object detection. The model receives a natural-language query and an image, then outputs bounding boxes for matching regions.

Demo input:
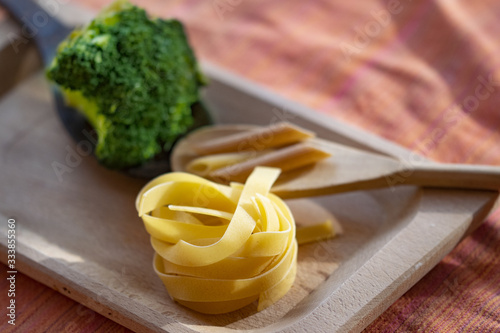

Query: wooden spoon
[171,124,500,199]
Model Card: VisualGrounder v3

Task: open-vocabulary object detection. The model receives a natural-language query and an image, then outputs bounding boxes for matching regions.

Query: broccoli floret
[46,0,205,169]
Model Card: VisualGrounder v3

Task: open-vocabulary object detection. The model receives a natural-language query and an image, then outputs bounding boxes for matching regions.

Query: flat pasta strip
[136,166,340,314]
[161,254,276,279]
[296,220,336,245]
[142,214,228,243]
[191,122,315,155]
[209,142,332,183]
[186,151,268,177]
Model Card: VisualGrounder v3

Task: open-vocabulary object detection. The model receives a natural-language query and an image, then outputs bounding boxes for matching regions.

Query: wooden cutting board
[0,3,498,332]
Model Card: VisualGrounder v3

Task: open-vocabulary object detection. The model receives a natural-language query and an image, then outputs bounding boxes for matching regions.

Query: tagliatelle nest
[135,167,336,314]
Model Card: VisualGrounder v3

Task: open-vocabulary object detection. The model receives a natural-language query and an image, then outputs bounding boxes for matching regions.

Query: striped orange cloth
[2,0,500,332]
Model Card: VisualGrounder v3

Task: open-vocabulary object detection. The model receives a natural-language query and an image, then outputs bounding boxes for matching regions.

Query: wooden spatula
[171,123,500,199]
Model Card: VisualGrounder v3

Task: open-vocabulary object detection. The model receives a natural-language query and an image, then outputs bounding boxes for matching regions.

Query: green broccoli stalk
[46,0,205,169]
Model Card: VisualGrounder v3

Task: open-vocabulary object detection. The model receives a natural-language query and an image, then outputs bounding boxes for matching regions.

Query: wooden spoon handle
[397,163,500,191]
[0,0,72,65]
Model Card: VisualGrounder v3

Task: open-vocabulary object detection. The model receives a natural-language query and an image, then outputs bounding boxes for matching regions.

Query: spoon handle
[394,163,500,191]
[0,0,72,65]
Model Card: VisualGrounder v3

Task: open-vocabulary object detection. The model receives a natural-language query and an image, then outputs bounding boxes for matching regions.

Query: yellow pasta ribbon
[136,166,335,314]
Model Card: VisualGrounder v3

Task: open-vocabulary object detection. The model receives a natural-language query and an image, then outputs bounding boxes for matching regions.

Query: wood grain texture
[0,4,499,332]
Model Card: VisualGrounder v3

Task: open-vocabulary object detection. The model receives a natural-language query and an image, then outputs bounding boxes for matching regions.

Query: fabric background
[1,0,499,331]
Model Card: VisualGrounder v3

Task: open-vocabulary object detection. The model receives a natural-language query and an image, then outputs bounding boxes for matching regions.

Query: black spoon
[0,0,212,178]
